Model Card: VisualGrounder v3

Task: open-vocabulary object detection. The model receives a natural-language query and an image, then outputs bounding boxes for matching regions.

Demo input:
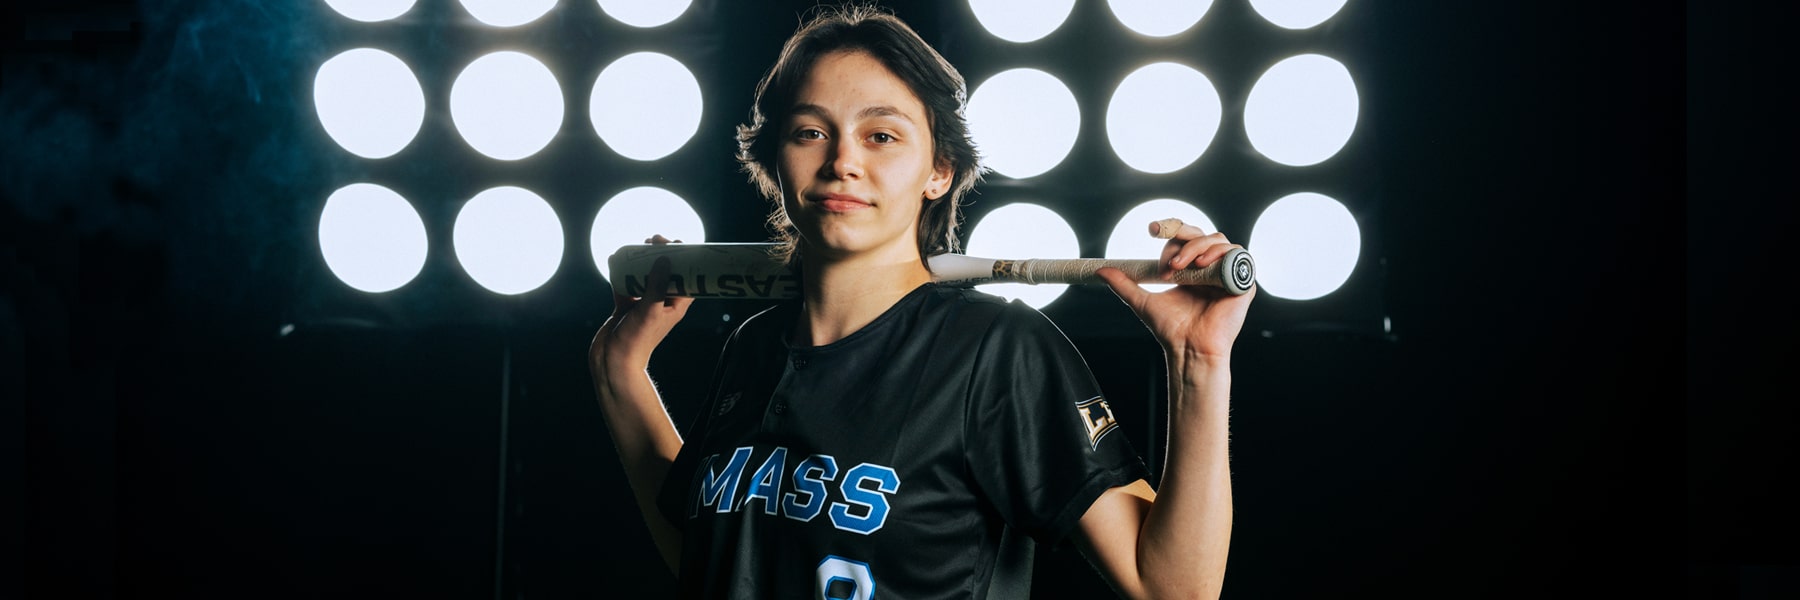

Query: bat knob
[1222,247,1255,295]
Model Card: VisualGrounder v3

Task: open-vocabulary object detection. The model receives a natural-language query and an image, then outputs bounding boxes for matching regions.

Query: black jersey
[657,283,1149,599]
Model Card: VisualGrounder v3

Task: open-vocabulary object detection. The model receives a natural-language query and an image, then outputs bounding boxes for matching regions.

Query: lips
[816,193,871,213]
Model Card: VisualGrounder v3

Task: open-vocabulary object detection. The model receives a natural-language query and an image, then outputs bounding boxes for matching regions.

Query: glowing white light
[1107,0,1214,37]
[590,52,703,161]
[1249,0,1348,30]
[318,183,428,293]
[1104,199,1216,292]
[453,186,565,295]
[313,48,425,159]
[964,203,1079,308]
[969,0,1076,43]
[597,0,691,27]
[459,0,557,27]
[323,0,416,22]
[451,51,566,161]
[1248,192,1359,300]
[589,186,706,281]
[1245,54,1359,166]
[1106,62,1221,174]
[967,69,1080,179]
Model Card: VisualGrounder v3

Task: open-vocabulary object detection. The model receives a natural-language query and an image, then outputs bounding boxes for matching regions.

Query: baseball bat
[606,218,1255,299]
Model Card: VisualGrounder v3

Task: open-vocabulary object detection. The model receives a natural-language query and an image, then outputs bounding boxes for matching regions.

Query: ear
[924,161,953,201]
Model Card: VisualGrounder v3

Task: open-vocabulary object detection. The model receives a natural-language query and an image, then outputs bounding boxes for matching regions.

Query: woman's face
[776,50,952,264]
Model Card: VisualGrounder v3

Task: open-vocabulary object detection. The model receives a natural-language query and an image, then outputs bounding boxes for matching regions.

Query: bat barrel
[608,243,800,299]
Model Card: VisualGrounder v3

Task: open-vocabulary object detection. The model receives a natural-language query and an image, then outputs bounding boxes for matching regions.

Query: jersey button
[792,356,808,369]
[771,402,788,415]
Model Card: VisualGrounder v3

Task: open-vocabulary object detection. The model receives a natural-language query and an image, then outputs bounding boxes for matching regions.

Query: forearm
[1136,349,1233,599]
[590,352,685,572]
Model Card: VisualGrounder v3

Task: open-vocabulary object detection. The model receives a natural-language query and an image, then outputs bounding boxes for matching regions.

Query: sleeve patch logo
[1075,396,1120,450]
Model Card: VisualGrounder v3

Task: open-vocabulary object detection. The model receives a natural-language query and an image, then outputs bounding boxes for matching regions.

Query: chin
[800,234,868,259]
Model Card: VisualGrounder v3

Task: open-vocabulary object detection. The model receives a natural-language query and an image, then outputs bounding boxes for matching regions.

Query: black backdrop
[8,1,1788,598]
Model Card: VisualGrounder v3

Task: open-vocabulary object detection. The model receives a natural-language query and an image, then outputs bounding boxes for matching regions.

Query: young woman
[591,5,1253,598]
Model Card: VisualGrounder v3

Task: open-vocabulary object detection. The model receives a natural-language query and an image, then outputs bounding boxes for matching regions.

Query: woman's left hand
[1095,221,1256,361]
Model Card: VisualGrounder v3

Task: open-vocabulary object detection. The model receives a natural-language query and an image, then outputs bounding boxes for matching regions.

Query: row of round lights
[320,182,1343,304]
[323,0,687,28]
[974,0,1348,42]
[320,183,705,294]
[313,47,702,162]
[965,55,1357,177]
[959,0,1362,307]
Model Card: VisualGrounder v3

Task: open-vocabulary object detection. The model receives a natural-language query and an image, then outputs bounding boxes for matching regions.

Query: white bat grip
[1018,248,1255,295]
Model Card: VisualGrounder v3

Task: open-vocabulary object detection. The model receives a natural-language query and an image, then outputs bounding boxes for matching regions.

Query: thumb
[642,255,673,304]
[1095,267,1147,309]
[609,291,636,320]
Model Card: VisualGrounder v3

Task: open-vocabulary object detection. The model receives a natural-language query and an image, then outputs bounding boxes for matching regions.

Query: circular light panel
[314,48,425,159]
[1104,199,1216,292]
[964,203,1080,308]
[451,51,566,161]
[596,0,691,27]
[1107,0,1214,37]
[590,52,703,161]
[967,69,1080,179]
[453,186,566,295]
[590,186,707,281]
[969,0,1077,43]
[323,0,416,22]
[1245,54,1359,166]
[459,0,557,27]
[1249,0,1349,30]
[1107,62,1221,174]
[319,183,428,293]
[1247,192,1360,300]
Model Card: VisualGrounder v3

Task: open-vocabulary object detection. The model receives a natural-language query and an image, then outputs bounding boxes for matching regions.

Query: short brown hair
[735,3,984,268]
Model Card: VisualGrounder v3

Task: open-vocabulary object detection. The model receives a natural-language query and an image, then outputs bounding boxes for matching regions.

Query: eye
[793,128,826,141]
[869,132,896,144]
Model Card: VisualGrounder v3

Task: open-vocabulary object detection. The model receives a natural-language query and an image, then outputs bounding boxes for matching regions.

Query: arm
[1073,356,1233,600]
[1081,225,1254,600]
[590,240,693,573]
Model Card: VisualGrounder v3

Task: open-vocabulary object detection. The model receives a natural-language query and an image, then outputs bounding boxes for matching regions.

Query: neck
[794,247,932,347]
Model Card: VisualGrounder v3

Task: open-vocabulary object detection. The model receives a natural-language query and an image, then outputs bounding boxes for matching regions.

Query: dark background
[6,0,1782,598]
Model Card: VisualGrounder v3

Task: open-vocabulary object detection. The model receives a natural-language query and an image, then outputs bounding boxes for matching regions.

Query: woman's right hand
[590,235,694,376]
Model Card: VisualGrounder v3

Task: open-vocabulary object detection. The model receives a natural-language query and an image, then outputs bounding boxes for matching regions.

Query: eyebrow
[789,103,916,124]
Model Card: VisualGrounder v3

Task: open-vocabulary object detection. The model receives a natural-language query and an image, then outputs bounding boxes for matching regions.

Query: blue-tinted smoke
[1,0,337,327]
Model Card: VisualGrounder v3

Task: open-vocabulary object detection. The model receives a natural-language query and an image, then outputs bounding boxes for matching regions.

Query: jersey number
[815,556,874,600]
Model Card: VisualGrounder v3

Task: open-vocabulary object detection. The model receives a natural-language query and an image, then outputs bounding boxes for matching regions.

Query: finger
[643,255,673,303]
[1168,238,1207,270]
[1153,220,1211,242]
[1169,233,1230,270]
[1159,239,1183,279]
[1095,267,1149,309]
[1192,243,1245,271]
[649,234,673,245]
[1148,218,1179,239]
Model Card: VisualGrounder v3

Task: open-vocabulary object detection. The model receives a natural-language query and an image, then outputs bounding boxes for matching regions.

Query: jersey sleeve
[654,303,778,530]
[963,300,1151,547]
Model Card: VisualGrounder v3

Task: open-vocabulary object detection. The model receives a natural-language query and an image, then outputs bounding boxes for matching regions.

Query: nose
[822,136,863,180]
